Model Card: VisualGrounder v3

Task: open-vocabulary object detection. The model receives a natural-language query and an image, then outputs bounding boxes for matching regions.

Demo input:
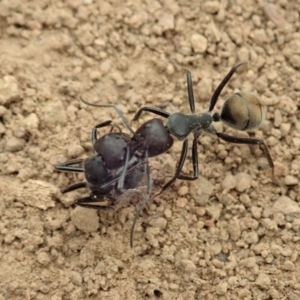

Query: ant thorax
[166,112,213,141]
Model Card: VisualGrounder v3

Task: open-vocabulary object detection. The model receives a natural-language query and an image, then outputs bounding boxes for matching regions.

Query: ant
[131,62,274,194]
[78,100,174,247]
[55,120,150,212]
[56,118,153,247]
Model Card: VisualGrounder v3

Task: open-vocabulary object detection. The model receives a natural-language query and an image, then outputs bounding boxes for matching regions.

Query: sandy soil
[0,0,300,299]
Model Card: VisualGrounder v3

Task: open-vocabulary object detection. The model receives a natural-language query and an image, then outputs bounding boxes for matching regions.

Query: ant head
[94,133,131,169]
[84,155,110,186]
[220,92,265,131]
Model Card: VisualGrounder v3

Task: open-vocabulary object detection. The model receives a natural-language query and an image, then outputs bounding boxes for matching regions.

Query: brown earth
[0,1,300,299]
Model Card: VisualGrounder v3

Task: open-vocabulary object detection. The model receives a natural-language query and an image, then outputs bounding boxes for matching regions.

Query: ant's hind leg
[216,132,275,176]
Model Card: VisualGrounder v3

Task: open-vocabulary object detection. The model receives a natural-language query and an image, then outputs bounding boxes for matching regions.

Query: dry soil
[0,1,300,299]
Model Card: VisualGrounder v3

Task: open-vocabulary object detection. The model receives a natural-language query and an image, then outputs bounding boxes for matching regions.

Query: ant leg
[80,95,135,135]
[208,62,246,112]
[56,160,86,193]
[75,196,115,210]
[216,132,274,175]
[177,134,199,181]
[155,139,189,197]
[132,107,170,122]
[117,145,130,190]
[91,120,113,145]
[130,150,151,248]
[186,70,196,113]
[61,182,87,194]
[55,159,84,173]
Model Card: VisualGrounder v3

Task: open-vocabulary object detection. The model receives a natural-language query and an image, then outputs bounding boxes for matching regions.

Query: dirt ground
[0,0,300,299]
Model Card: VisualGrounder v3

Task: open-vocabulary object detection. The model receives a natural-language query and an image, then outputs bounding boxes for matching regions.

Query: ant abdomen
[220,92,265,131]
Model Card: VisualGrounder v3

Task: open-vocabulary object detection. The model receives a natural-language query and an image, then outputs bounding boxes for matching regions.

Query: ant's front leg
[55,159,84,173]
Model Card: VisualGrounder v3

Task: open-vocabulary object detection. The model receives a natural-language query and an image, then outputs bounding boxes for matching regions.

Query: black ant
[56,118,154,247]
[131,62,274,195]
[55,120,150,212]
[78,100,174,247]
[83,63,274,197]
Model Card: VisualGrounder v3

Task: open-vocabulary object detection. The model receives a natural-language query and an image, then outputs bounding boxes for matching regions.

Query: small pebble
[176,197,188,208]
[280,123,291,137]
[148,217,167,230]
[251,28,268,45]
[292,137,300,148]
[164,208,172,219]
[263,3,287,28]
[37,252,51,266]
[274,109,282,127]
[23,113,39,130]
[169,283,179,291]
[0,75,20,105]
[282,260,295,271]
[270,244,283,257]
[71,207,99,233]
[190,33,208,53]
[216,282,228,295]
[228,218,241,241]
[251,206,262,219]
[244,231,259,245]
[206,203,222,220]
[221,174,237,192]
[70,271,83,286]
[42,102,67,128]
[181,259,197,273]
[190,176,215,205]
[67,143,84,158]
[177,185,189,196]
[235,173,252,192]
[5,136,25,152]
[255,273,271,289]
[202,1,220,14]
[89,70,102,81]
[158,12,174,32]
[284,175,298,186]
[272,196,300,215]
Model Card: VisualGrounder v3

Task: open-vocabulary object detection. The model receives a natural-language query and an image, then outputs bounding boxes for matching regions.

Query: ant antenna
[80,95,135,135]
